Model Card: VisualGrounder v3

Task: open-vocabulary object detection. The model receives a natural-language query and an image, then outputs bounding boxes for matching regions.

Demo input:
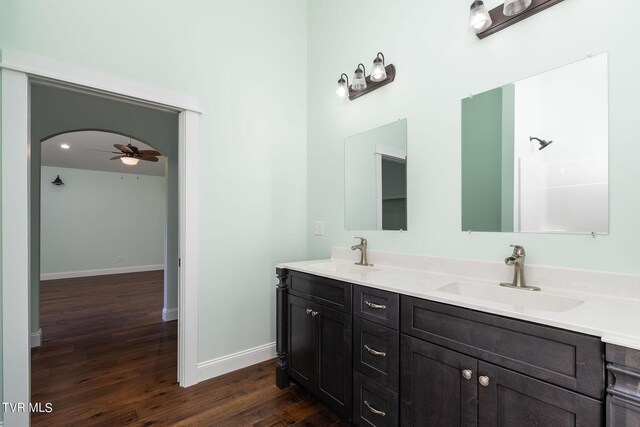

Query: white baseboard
[40,264,163,281]
[197,342,276,383]
[162,307,178,322]
[30,328,42,348]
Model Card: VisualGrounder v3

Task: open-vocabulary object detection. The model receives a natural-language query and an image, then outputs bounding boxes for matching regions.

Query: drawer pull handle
[462,369,472,380]
[311,310,319,317]
[364,400,386,417]
[479,376,490,387]
[364,345,386,357]
[306,308,313,315]
[364,300,387,310]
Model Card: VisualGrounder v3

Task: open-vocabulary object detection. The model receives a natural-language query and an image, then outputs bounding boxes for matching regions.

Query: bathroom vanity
[275,251,640,426]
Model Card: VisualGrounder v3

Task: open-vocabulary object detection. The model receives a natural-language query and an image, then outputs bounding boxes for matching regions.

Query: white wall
[514,55,608,234]
[40,166,165,276]
[307,0,640,274]
[0,0,308,368]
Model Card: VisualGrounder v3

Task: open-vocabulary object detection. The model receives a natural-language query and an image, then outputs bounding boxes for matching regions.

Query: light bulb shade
[336,75,349,98]
[469,1,492,33]
[371,53,387,82]
[121,157,139,166]
[503,0,532,16]
[351,65,367,91]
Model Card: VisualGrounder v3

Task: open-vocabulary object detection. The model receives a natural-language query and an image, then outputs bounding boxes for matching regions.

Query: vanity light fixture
[469,1,492,33]
[473,0,565,39]
[336,52,396,101]
[336,73,350,98]
[503,0,532,16]
[352,64,367,91]
[371,53,387,82]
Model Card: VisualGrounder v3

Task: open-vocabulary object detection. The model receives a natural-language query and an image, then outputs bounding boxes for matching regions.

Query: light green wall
[0,0,308,368]
[41,166,165,274]
[462,88,504,232]
[307,0,640,274]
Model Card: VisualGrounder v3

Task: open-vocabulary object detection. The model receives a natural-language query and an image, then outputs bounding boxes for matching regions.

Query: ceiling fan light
[121,157,139,166]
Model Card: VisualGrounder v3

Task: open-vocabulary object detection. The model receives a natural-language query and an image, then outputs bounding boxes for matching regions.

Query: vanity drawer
[354,317,399,392]
[401,296,605,400]
[353,371,398,427]
[289,271,352,314]
[354,285,399,329]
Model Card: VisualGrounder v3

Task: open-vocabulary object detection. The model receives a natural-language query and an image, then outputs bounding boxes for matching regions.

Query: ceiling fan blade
[138,150,162,156]
[110,155,125,160]
[138,155,159,162]
[114,143,133,154]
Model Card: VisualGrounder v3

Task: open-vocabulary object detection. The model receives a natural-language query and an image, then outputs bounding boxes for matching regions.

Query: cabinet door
[287,294,316,391]
[400,335,478,427]
[316,303,353,420]
[478,361,603,427]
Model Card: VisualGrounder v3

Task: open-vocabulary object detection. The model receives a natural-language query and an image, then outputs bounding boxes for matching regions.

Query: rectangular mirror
[461,54,608,234]
[345,119,407,231]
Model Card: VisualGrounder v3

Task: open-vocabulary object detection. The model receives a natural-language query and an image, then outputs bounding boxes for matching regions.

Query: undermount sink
[438,282,584,313]
[307,261,381,274]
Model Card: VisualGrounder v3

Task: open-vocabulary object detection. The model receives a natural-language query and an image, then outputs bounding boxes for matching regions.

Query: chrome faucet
[500,245,540,291]
[351,237,374,267]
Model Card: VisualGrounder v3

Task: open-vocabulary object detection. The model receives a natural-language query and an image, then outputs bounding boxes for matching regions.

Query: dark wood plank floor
[32,271,346,426]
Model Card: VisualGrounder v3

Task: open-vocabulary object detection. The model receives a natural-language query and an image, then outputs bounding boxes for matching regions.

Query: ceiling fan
[110,141,162,166]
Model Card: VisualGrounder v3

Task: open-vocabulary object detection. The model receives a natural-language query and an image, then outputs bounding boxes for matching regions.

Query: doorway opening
[2,55,200,425]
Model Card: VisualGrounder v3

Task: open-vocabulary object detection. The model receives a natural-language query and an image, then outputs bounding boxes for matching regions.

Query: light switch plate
[313,221,324,236]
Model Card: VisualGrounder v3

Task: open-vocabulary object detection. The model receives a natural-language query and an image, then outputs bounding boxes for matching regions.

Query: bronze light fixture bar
[336,52,396,101]
[476,0,565,39]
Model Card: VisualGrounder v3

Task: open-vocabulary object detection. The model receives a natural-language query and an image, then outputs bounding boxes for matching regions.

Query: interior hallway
[31,271,342,426]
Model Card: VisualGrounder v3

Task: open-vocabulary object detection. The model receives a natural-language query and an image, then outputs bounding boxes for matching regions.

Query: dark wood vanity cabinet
[278,270,353,420]
[401,296,605,426]
[276,268,614,426]
[606,344,640,426]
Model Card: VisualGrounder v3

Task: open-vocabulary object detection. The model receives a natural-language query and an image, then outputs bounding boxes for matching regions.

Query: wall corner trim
[162,307,179,322]
[197,342,276,383]
[30,328,43,348]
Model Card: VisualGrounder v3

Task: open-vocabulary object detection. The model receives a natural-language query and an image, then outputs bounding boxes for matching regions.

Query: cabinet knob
[364,300,387,310]
[306,308,313,315]
[462,369,472,380]
[364,344,386,357]
[479,376,490,387]
[364,400,386,417]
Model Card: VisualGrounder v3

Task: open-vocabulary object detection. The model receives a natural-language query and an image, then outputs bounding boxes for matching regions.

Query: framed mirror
[461,54,608,234]
[345,119,407,231]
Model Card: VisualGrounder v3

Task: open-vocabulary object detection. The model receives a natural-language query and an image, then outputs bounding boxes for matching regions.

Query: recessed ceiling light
[60,143,70,150]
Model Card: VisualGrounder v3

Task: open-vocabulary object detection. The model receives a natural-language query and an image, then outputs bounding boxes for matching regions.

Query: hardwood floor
[32,271,346,426]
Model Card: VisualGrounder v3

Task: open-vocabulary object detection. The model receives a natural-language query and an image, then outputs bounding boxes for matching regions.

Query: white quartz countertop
[277,251,640,351]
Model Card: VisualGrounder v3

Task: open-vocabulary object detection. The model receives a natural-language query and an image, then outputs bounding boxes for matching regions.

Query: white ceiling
[42,131,166,177]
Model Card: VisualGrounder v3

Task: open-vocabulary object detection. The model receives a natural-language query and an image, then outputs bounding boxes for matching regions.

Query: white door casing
[1,50,200,426]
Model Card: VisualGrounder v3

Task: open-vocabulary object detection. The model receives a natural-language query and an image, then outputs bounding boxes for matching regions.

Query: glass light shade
[469,1,492,33]
[371,59,387,82]
[336,80,349,98]
[121,157,139,166]
[503,0,532,16]
[351,69,367,91]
